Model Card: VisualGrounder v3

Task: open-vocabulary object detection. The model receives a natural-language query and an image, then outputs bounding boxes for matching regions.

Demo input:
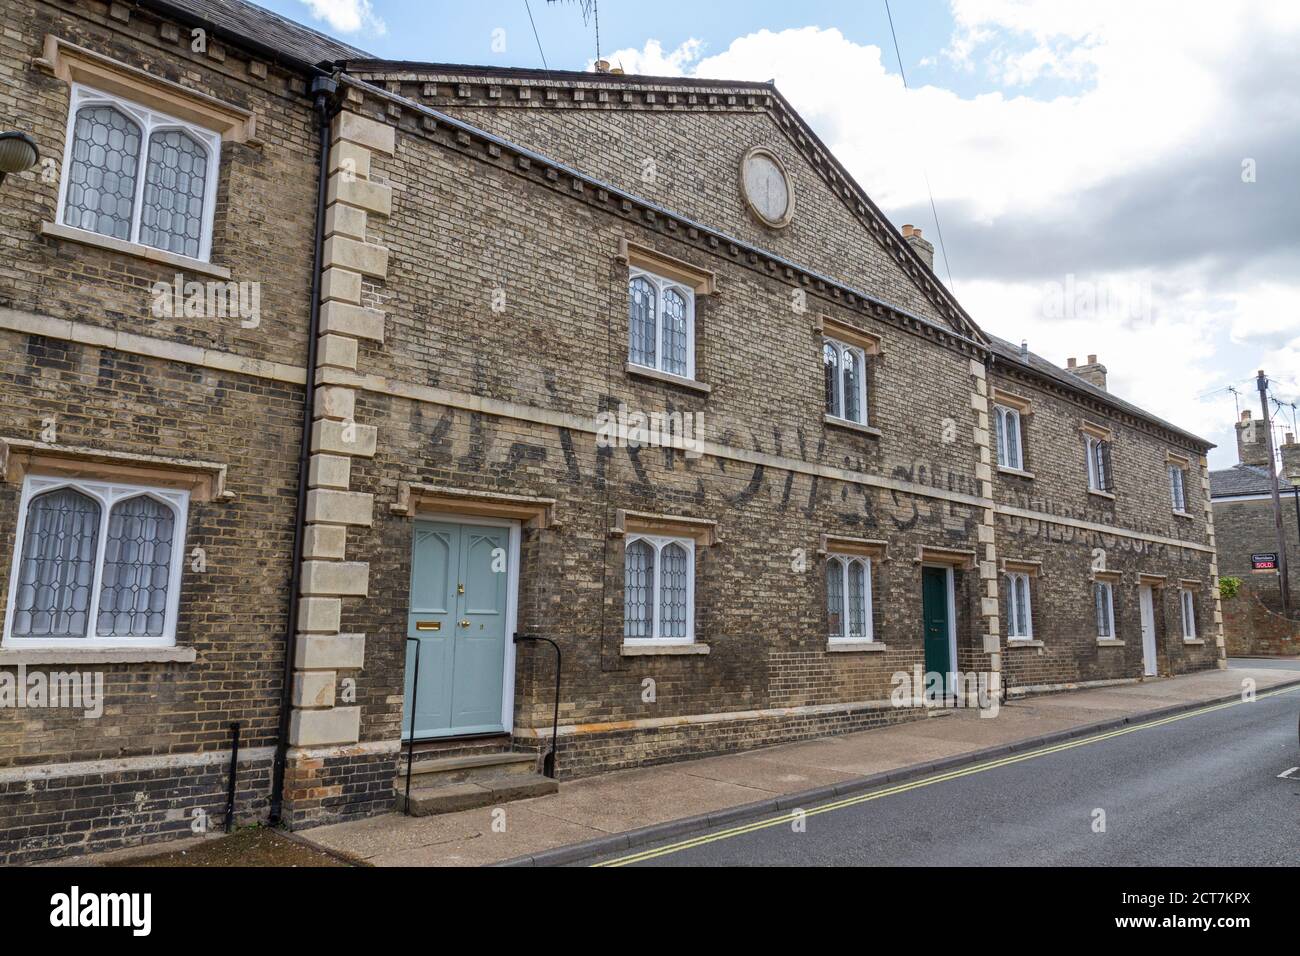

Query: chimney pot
[1280,433,1300,481]
[901,224,934,270]
[1236,411,1270,466]
[1067,354,1108,391]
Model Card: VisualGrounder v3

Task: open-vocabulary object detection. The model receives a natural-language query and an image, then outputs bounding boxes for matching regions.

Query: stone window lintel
[36,34,259,145]
[0,438,230,502]
[616,238,717,295]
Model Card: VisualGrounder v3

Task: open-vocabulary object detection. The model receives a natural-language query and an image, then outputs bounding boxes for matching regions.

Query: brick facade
[0,2,1222,862]
[0,0,322,862]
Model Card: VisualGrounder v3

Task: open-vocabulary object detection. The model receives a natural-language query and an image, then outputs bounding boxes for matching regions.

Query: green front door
[404,520,511,739]
[921,566,952,686]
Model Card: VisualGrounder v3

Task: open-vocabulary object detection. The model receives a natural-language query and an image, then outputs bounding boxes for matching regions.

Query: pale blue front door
[403,520,511,739]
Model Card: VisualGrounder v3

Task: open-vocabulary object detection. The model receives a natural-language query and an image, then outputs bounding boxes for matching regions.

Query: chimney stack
[901,224,934,270]
[1281,432,1300,485]
[1065,354,1108,391]
[1236,410,1272,467]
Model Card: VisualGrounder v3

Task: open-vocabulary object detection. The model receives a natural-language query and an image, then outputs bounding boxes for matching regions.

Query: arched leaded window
[4,477,189,646]
[823,338,868,425]
[57,84,222,262]
[826,555,873,642]
[98,495,178,638]
[628,276,657,369]
[11,488,102,638]
[1006,571,1033,639]
[63,104,142,242]
[627,268,695,379]
[140,128,211,259]
[623,534,695,643]
[994,404,1023,470]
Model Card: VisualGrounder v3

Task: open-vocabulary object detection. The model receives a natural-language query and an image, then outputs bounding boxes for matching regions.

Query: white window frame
[826,554,874,643]
[627,267,696,380]
[1085,435,1111,492]
[1094,580,1116,639]
[1180,588,1197,640]
[3,475,189,648]
[1169,464,1187,512]
[994,404,1023,470]
[1006,571,1033,639]
[56,83,222,263]
[622,532,696,645]
[823,337,869,425]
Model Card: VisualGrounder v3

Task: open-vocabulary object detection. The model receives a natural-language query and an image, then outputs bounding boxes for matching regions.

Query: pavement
[300,661,1300,867]
[591,679,1300,866]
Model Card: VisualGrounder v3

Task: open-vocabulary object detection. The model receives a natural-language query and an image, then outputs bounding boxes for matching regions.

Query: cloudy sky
[265,0,1300,469]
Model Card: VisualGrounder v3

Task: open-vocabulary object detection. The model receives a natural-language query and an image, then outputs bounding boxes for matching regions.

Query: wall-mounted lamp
[0,131,40,187]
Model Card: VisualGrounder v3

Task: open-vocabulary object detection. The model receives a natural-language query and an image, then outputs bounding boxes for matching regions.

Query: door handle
[459,619,470,628]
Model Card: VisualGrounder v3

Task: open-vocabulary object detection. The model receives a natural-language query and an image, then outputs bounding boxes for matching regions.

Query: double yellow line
[594,684,1300,866]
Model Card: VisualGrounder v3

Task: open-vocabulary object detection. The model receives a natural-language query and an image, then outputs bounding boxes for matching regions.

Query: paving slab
[296,665,1300,867]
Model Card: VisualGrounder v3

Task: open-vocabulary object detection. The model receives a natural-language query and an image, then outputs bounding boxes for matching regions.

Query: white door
[1139,585,1157,677]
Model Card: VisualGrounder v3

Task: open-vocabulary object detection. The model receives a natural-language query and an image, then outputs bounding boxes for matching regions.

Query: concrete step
[396,751,538,784]
[394,772,558,816]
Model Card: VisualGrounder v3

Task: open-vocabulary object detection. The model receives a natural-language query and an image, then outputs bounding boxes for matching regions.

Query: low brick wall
[531,701,939,779]
[0,750,273,865]
[1223,589,1300,657]
[281,745,399,828]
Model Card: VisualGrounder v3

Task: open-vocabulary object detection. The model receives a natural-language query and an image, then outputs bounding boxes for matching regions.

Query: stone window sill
[1088,489,1116,501]
[620,642,710,657]
[0,645,196,665]
[1096,639,1126,647]
[1172,510,1194,520]
[824,415,882,439]
[997,466,1035,480]
[1182,638,1206,646]
[827,641,886,653]
[40,222,231,280]
[1008,638,1044,648]
[625,362,711,394]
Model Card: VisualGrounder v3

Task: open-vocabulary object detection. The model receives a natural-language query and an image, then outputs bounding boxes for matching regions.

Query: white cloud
[603,3,1300,467]
[299,0,386,35]
[603,38,704,76]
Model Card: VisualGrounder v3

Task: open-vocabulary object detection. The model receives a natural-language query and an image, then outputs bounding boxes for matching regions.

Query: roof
[149,0,370,66]
[340,61,773,89]
[986,335,1211,449]
[1210,463,1277,498]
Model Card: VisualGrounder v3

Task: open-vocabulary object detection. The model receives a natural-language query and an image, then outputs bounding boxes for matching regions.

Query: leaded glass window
[823,338,868,425]
[4,478,188,646]
[627,268,695,379]
[827,555,873,642]
[57,85,221,261]
[623,534,694,642]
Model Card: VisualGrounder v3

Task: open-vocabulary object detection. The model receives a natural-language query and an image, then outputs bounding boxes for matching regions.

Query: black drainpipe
[269,74,339,825]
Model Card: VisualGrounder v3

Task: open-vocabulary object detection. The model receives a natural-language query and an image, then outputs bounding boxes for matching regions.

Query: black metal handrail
[402,636,422,814]
[514,633,562,778]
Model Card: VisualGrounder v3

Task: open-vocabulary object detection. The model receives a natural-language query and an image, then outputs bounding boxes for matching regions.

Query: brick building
[0,0,1223,862]
[1209,411,1300,654]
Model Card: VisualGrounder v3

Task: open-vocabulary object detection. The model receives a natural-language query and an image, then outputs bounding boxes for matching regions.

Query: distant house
[1209,412,1300,654]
